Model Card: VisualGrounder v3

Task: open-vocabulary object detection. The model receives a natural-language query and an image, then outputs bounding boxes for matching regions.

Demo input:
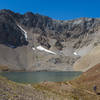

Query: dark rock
[0,9,28,47]
[55,40,63,50]
[38,35,51,49]
[48,58,62,64]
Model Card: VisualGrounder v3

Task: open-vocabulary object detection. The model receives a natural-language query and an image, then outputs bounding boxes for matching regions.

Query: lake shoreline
[0,68,83,73]
[0,71,82,84]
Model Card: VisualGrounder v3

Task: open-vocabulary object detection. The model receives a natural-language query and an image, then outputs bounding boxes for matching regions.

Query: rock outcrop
[0,9,28,47]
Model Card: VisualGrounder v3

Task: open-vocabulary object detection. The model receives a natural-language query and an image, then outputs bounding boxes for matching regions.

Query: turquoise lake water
[0,71,82,83]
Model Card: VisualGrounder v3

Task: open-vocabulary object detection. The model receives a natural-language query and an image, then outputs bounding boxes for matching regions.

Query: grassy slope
[0,76,69,100]
[71,63,100,92]
[34,63,100,100]
[70,63,100,99]
[0,64,100,100]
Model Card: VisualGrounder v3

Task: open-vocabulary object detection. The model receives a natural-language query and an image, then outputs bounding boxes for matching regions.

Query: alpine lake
[0,71,82,83]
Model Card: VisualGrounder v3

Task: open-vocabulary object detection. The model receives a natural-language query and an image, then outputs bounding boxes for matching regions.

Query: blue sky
[0,0,100,20]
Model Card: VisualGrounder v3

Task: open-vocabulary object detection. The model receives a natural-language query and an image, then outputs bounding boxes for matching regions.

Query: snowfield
[32,47,36,50]
[32,46,56,55]
[17,25,28,40]
[37,46,56,55]
[73,52,78,56]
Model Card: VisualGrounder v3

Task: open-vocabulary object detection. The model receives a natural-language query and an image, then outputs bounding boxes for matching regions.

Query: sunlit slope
[71,63,100,93]
[74,45,100,71]
[1,63,100,100]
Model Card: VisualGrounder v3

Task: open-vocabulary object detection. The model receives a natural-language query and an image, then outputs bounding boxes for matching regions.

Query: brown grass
[0,66,9,71]
[1,63,100,100]
[71,63,100,93]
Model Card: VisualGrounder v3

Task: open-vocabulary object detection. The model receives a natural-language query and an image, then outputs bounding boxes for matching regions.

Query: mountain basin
[0,71,82,83]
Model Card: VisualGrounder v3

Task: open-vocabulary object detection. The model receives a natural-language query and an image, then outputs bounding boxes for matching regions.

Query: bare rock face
[0,9,100,71]
[55,40,63,50]
[0,9,28,47]
[37,35,51,49]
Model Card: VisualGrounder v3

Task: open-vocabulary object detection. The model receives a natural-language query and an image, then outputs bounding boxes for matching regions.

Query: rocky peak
[0,9,100,49]
[0,9,28,47]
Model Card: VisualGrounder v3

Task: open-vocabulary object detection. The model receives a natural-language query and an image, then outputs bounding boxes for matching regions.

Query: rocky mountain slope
[0,9,100,71]
[0,63,100,100]
[74,45,100,71]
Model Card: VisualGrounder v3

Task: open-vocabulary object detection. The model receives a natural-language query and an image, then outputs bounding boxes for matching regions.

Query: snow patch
[32,47,36,50]
[36,46,56,55]
[73,52,78,56]
[17,25,28,40]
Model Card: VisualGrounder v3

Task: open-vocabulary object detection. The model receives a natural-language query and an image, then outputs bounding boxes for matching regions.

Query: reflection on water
[0,71,82,83]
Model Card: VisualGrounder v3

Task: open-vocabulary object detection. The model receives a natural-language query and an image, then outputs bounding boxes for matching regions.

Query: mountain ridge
[0,9,100,71]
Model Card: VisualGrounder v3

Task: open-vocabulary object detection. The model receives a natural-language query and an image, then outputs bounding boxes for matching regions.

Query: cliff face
[0,10,28,47]
[0,9,100,71]
[1,9,100,48]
